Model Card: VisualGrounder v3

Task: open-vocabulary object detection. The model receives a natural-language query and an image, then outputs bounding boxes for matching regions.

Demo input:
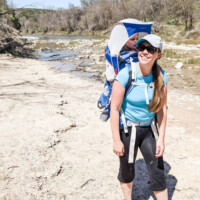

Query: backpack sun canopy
[108,18,153,57]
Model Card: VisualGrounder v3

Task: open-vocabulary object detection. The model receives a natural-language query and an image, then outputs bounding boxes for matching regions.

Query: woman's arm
[110,80,125,157]
[155,84,167,158]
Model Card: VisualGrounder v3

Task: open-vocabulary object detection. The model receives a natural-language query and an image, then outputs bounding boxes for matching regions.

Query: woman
[110,34,168,200]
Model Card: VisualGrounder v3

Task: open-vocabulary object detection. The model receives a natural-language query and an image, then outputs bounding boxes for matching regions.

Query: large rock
[0,23,19,38]
[175,62,184,69]
[0,23,33,57]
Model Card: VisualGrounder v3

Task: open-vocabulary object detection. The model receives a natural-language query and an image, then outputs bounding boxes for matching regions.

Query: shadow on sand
[132,159,177,200]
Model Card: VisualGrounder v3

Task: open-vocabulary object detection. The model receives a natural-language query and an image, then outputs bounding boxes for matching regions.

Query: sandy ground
[0,53,200,200]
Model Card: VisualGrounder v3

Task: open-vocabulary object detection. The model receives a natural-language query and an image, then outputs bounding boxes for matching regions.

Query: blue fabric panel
[111,56,119,74]
[123,23,152,37]
[98,80,112,108]
[120,51,137,61]
[105,46,112,64]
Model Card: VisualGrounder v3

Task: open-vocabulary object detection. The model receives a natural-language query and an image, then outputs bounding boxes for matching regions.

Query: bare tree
[164,0,197,30]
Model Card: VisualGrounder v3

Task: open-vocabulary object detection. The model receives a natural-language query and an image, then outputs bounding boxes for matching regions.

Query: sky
[8,0,81,9]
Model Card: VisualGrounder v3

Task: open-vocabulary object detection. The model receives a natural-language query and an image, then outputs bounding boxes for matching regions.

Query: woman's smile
[139,51,154,64]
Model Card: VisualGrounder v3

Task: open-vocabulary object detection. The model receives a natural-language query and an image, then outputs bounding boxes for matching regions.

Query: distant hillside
[13,0,200,40]
[1,0,200,46]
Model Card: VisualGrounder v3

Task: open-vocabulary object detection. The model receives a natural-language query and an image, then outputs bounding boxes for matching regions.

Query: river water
[23,34,100,78]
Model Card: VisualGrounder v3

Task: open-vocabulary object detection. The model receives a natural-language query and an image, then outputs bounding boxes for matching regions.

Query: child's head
[124,33,139,51]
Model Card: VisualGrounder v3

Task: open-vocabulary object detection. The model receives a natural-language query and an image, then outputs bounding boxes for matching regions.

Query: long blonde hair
[149,60,165,113]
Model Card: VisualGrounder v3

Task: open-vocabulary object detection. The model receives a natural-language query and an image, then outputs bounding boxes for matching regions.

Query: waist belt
[127,118,159,163]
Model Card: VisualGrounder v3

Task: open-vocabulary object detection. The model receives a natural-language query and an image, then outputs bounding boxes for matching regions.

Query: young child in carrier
[106,33,139,82]
[118,33,139,66]
[122,33,139,52]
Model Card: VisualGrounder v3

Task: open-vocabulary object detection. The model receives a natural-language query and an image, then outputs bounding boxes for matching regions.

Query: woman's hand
[113,140,125,157]
[155,138,165,158]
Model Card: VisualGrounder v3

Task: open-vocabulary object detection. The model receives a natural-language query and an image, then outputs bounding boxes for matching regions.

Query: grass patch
[92,40,102,46]
[34,42,65,49]
[162,49,178,58]
[175,39,200,45]
[68,41,79,47]
[166,19,176,25]
[182,40,200,45]
[175,41,182,45]
[185,58,200,64]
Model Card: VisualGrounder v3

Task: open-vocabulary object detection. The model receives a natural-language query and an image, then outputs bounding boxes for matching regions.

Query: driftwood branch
[80,179,94,188]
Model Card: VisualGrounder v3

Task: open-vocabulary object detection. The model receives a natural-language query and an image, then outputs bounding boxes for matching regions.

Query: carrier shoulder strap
[125,59,136,95]
[120,60,136,133]
[125,60,132,94]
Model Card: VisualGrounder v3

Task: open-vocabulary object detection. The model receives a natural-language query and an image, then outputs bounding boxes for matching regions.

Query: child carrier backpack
[97,19,153,127]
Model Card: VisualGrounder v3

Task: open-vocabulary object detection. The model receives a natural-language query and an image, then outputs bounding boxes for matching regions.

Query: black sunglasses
[137,43,157,54]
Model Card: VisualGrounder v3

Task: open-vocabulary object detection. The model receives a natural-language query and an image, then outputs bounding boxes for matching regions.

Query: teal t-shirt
[115,63,168,123]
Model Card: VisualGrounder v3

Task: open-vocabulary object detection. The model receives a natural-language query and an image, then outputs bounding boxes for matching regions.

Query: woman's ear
[157,52,162,59]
